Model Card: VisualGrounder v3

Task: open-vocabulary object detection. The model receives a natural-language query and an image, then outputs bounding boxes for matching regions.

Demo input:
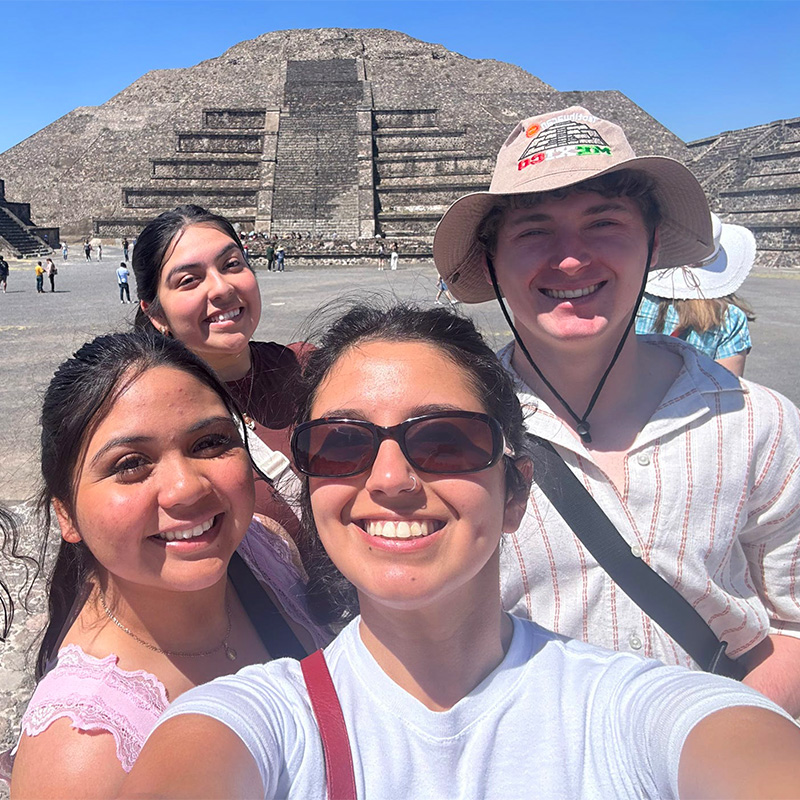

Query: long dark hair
[294,303,533,628]
[132,205,244,330]
[35,331,243,679]
[0,505,29,642]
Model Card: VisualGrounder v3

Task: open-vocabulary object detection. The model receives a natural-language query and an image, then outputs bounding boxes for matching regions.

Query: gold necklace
[99,591,237,661]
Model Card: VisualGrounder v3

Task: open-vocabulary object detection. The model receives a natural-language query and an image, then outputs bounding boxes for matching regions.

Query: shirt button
[631,545,642,558]
[629,634,643,650]
[636,452,651,466]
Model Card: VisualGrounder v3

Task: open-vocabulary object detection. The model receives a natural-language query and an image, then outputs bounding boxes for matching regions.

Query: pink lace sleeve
[15,644,169,772]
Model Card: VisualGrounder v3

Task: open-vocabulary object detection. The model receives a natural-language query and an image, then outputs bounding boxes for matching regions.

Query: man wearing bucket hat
[434,106,800,714]
[636,213,756,376]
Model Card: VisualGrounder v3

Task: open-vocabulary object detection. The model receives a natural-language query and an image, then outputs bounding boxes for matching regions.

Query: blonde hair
[653,294,756,335]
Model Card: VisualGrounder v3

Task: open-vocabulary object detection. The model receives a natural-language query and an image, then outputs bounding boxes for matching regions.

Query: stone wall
[688,118,800,268]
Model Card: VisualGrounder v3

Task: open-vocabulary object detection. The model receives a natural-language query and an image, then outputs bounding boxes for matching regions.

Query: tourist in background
[4,332,328,797]
[34,261,44,293]
[635,213,756,377]
[121,304,800,800]
[132,206,309,569]
[61,242,68,261]
[117,261,132,303]
[390,241,399,270]
[98,242,103,260]
[377,239,386,270]
[122,237,130,262]
[45,257,57,292]
[84,239,92,261]
[275,245,285,272]
[265,242,275,271]
[0,254,9,293]
[435,275,457,306]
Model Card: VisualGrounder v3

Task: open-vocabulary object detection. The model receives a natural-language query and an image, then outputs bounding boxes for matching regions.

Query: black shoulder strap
[527,434,746,680]
[228,551,307,660]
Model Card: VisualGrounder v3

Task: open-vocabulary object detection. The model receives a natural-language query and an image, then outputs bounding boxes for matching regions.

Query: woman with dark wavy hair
[132,206,309,569]
[6,331,328,799]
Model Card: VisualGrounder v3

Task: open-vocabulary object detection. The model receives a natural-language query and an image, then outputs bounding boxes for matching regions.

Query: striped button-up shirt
[498,336,800,669]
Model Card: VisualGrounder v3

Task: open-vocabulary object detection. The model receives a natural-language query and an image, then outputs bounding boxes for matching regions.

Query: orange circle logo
[525,124,540,138]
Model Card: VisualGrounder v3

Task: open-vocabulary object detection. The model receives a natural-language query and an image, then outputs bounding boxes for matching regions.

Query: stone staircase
[0,205,50,258]
[688,119,800,268]
[270,59,364,239]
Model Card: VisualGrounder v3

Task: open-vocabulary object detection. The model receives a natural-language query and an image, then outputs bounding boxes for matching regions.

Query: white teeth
[364,520,438,539]
[543,283,601,300]
[155,517,215,541]
[209,308,241,324]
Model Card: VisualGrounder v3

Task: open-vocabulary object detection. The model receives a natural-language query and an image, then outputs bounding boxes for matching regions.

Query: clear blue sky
[1,0,797,154]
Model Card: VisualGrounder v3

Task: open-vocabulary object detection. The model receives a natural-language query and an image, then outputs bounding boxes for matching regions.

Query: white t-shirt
[154,616,790,799]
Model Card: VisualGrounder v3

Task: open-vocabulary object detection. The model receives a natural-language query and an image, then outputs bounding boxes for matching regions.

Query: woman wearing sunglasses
[122,305,800,799]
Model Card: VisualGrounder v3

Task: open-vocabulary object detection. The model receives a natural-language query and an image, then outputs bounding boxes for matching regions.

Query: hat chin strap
[486,232,655,445]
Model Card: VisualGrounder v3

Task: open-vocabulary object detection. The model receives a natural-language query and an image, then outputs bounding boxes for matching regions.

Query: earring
[159,325,169,336]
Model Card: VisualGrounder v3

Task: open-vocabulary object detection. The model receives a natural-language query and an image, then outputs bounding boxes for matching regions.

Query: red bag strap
[300,649,357,800]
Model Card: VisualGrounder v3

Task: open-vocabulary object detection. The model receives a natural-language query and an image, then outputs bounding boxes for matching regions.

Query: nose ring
[402,474,418,493]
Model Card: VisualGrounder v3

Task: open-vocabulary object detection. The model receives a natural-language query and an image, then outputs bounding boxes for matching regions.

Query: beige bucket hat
[433,106,714,303]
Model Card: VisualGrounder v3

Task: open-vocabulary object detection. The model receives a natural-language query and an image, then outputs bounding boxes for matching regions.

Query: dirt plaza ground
[1,246,799,788]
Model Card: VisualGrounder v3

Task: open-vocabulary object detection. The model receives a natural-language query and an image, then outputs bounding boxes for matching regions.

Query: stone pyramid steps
[0,206,49,257]
[689,117,800,266]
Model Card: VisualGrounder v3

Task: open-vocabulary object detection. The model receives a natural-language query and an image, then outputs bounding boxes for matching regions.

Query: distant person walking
[61,242,68,261]
[84,240,92,261]
[435,275,457,306]
[0,255,8,293]
[35,262,45,293]
[45,258,57,292]
[377,240,386,270]
[275,245,285,272]
[97,242,103,261]
[265,243,275,271]
[117,261,131,303]
[390,241,399,270]
[122,237,130,262]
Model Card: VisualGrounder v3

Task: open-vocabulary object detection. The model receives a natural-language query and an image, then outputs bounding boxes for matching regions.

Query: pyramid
[0,28,691,243]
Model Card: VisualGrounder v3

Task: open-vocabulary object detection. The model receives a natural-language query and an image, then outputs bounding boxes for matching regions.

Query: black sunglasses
[291,411,507,478]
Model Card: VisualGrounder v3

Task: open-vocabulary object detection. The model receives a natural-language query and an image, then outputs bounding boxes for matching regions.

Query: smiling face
[56,366,255,594]
[144,223,261,371]
[490,191,658,352]
[306,340,526,614]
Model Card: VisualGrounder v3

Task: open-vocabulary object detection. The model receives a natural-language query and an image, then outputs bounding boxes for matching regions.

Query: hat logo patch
[517,121,612,171]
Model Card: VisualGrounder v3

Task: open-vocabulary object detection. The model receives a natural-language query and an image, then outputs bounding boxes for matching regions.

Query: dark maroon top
[225,341,310,555]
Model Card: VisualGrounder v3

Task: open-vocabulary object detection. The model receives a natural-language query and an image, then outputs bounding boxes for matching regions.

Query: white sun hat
[645,214,756,300]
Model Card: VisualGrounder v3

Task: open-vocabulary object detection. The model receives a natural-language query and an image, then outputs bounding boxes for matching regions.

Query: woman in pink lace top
[6,332,330,798]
